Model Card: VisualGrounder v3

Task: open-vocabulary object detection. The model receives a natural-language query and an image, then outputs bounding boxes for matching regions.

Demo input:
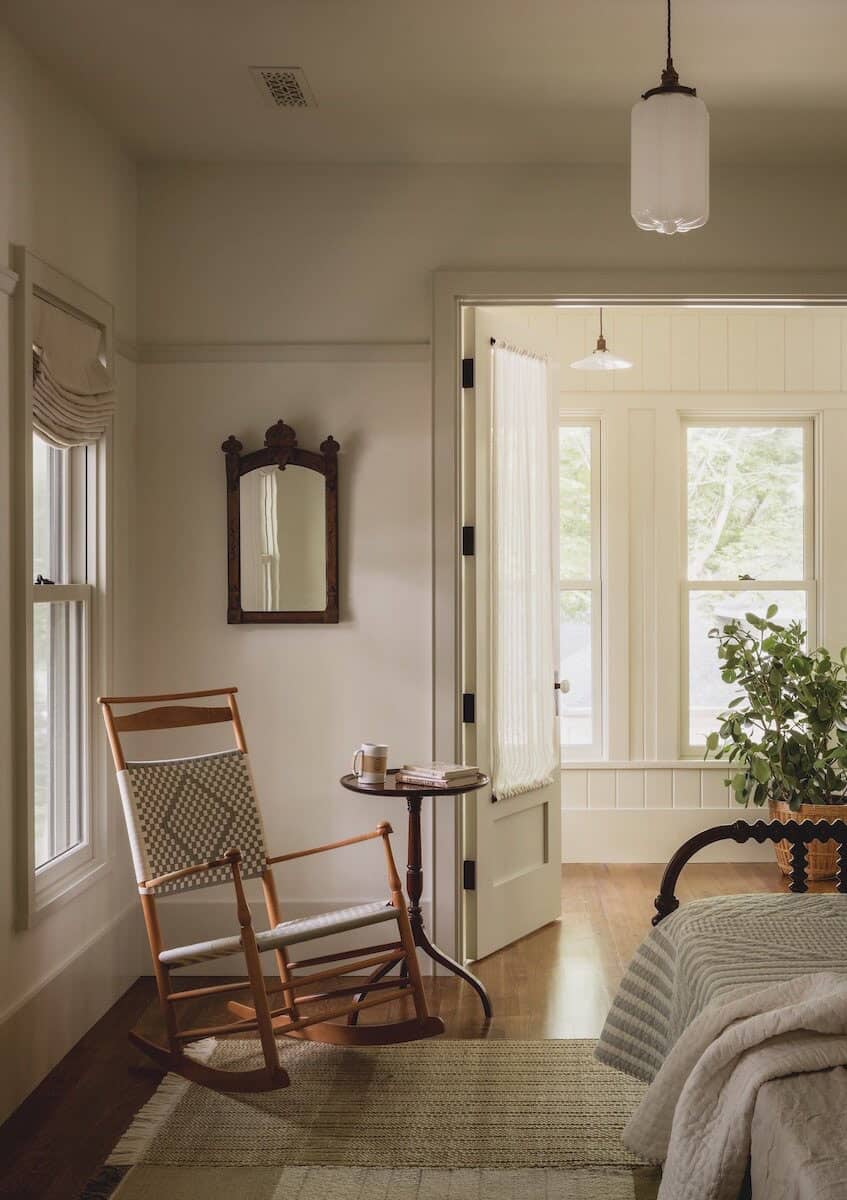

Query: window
[15,249,114,925]
[559,420,602,758]
[683,420,815,753]
[32,435,93,870]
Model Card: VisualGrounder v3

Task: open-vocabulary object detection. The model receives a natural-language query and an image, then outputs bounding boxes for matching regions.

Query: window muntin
[684,421,814,753]
[32,434,92,871]
[559,422,602,758]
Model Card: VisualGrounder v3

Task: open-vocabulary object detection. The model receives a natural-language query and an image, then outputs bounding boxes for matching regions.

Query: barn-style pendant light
[570,309,633,371]
[631,0,709,235]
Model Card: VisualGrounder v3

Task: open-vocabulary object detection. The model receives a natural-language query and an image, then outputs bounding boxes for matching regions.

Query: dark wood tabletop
[340,767,489,798]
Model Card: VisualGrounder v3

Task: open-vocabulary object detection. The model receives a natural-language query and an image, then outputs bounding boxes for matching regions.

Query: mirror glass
[239,465,326,611]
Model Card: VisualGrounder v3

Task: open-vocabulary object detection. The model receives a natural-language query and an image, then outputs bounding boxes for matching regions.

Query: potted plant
[705,605,847,879]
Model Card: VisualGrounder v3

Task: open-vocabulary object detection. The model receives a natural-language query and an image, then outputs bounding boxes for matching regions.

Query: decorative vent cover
[250,66,316,109]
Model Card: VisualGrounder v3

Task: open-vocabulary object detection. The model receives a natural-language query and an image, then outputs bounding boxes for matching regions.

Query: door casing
[430,269,847,968]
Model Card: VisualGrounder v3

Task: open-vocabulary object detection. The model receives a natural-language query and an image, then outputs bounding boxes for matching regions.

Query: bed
[595,816,847,1199]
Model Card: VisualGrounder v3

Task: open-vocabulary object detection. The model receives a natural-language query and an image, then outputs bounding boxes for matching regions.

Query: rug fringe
[107,1038,216,1166]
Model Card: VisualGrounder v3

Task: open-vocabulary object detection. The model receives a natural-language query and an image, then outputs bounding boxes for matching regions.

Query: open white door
[462,307,561,962]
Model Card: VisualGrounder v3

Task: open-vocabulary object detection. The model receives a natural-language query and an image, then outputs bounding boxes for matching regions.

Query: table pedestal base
[351,794,492,1022]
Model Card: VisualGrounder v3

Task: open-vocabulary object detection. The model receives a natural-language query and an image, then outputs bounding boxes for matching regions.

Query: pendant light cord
[666,0,672,70]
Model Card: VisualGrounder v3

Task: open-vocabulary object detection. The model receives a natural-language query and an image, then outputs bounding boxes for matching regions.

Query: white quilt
[621,972,847,1200]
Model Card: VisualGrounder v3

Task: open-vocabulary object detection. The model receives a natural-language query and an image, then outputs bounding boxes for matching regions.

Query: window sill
[560,759,727,771]
[27,854,112,927]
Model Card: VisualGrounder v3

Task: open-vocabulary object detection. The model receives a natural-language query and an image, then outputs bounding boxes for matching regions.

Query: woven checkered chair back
[117,749,267,894]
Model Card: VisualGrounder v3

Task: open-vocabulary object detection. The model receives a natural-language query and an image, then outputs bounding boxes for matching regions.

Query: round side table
[340,769,493,1019]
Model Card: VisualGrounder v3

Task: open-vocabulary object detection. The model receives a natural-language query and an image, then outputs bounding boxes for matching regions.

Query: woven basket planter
[769,799,847,881]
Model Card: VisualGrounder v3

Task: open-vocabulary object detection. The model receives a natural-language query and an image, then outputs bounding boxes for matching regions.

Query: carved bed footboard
[653,818,847,926]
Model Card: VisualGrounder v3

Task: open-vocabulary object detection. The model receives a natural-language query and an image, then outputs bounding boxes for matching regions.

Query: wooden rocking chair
[100,686,443,1094]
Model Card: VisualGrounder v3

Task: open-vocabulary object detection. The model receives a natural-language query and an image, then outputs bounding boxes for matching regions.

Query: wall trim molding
[0,898,139,1027]
[115,337,139,362]
[562,760,728,771]
[0,901,143,1122]
[0,266,19,295]
[137,340,431,364]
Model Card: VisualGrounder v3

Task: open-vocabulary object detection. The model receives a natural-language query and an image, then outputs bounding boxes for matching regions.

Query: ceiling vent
[250,66,316,109]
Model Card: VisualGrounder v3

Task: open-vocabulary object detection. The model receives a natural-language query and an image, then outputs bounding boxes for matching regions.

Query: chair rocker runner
[100,686,443,1094]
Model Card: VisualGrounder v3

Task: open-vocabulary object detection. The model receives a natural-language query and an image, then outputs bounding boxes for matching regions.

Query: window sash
[559,418,603,759]
[32,589,90,869]
[683,418,814,585]
[681,417,816,757]
[30,440,97,893]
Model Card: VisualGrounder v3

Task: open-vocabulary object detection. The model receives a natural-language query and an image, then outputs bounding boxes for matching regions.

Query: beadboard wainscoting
[560,765,772,862]
[563,762,734,810]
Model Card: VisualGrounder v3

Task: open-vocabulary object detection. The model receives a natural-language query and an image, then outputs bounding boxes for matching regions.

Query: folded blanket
[622,972,847,1200]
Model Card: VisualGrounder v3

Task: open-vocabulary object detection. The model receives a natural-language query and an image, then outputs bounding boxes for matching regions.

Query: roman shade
[32,296,114,447]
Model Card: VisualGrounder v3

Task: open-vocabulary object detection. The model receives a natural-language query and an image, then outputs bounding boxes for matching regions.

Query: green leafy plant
[704,606,847,811]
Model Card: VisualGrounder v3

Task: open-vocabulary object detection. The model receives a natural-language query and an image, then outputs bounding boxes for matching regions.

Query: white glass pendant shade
[631,89,709,235]
[570,312,633,372]
[570,346,633,371]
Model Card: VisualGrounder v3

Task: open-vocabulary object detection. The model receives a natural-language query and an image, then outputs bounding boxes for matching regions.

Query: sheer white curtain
[491,343,557,800]
[32,296,114,448]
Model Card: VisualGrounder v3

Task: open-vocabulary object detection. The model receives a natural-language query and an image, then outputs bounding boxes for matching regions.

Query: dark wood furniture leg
[353,795,493,1020]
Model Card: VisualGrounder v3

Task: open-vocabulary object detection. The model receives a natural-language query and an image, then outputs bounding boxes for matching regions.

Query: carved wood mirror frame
[222,420,339,624]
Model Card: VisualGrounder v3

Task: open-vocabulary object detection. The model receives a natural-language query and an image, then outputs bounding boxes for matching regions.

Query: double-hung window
[32,434,94,871]
[683,419,815,754]
[17,250,114,924]
[559,419,602,758]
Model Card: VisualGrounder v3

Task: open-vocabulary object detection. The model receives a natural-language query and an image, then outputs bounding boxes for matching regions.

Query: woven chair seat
[159,900,399,967]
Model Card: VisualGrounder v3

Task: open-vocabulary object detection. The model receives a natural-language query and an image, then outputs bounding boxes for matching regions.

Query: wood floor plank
[0,860,822,1199]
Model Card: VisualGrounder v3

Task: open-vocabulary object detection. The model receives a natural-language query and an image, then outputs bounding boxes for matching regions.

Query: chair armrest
[266,824,393,866]
[140,848,242,891]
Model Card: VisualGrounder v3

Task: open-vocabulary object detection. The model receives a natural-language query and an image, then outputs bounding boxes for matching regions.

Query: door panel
[462,307,561,961]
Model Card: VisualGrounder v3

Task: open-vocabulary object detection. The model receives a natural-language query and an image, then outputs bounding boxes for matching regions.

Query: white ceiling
[4,0,847,165]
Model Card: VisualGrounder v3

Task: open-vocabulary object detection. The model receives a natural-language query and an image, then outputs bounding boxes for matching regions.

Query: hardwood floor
[0,862,823,1200]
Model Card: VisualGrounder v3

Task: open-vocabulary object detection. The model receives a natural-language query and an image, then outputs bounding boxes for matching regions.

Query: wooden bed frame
[653,818,847,926]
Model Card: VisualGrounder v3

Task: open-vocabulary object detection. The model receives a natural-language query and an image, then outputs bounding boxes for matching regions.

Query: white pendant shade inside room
[631,0,709,235]
[570,310,633,372]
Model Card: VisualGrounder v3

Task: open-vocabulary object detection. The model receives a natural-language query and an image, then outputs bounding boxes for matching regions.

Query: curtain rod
[489,335,548,361]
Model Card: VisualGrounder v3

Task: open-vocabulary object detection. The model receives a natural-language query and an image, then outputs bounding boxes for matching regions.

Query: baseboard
[562,808,775,864]
[0,902,145,1123]
[157,895,435,978]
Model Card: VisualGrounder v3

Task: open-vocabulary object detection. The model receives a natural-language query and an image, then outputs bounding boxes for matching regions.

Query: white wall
[137,164,847,346]
[0,26,139,1120]
[133,164,847,938]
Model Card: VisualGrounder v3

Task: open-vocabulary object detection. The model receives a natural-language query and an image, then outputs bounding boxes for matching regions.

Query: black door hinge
[461,525,475,556]
[461,357,474,389]
[462,692,475,724]
[463,860,477,890]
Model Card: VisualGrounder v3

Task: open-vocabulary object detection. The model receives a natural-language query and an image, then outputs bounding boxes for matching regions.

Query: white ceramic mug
[352,742,389,785]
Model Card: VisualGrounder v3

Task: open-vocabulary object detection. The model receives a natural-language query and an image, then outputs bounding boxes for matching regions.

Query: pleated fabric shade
[32,296,114,448]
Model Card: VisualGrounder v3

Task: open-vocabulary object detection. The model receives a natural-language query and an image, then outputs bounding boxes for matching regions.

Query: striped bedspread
[595,892,847,1082]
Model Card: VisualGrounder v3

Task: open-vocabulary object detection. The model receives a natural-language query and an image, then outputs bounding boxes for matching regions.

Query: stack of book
[396,762,482,788]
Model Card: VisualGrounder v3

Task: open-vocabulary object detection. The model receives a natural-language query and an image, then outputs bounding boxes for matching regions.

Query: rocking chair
[100,686,443,1093]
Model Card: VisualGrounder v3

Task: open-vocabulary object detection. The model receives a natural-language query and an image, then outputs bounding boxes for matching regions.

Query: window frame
[14,248,114,928]
[680,415,817,759]
[559,415,603,761]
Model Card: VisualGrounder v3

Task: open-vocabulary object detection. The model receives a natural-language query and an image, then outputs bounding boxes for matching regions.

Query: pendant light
[631,0,709,235]
[570,309,633,372]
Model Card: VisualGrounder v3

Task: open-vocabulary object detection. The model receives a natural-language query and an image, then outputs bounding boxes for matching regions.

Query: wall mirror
[222,420,339,623]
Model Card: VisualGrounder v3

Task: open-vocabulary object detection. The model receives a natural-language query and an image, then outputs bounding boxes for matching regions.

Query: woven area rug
[82,1039,661,1199]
